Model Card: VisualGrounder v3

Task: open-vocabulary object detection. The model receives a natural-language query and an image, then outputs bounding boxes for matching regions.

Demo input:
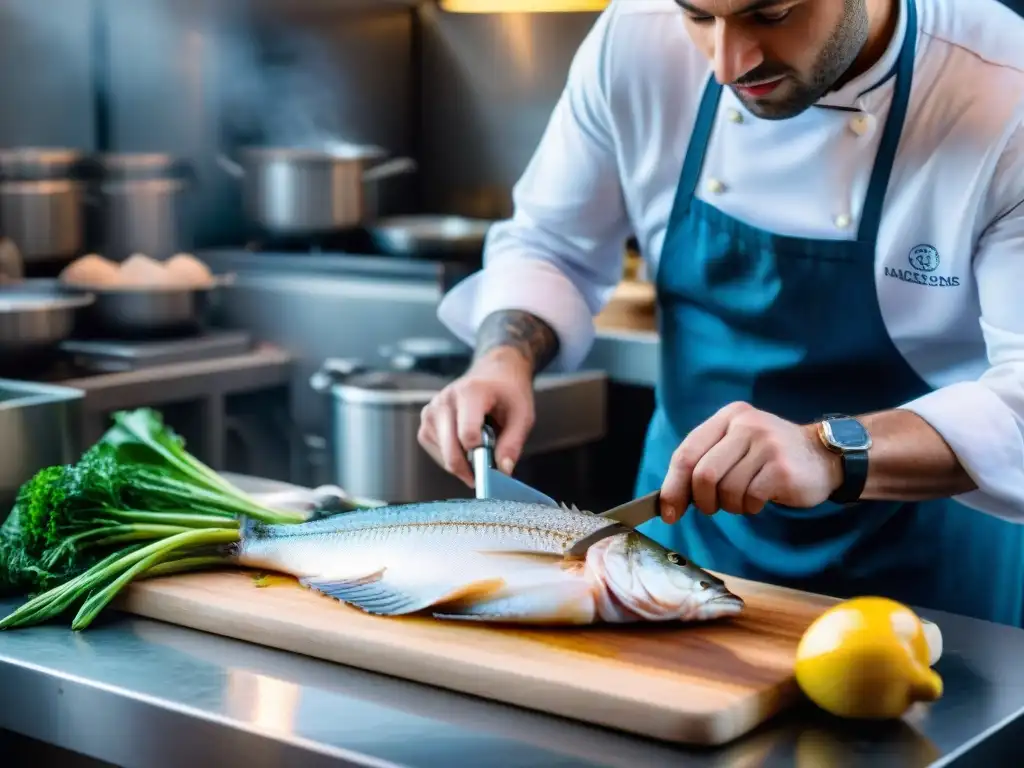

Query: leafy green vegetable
[0,407,311,630]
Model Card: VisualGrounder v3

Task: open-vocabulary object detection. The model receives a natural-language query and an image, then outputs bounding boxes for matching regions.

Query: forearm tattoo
[475,310,561,374]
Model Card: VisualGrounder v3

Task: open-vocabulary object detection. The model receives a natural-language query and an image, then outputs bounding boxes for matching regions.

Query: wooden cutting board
[594,280,657,332]
[116,571,942,747]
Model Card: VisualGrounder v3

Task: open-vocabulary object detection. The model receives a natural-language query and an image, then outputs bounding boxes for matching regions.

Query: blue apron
[635,0,1024,627]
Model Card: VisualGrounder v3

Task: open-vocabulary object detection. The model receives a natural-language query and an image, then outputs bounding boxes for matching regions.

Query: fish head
[589,532,745,622]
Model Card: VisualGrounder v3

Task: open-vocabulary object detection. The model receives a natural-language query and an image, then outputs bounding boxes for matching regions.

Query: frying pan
[369,215,493,259]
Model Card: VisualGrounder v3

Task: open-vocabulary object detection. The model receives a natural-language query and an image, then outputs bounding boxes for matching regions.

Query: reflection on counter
[226,668,301,737]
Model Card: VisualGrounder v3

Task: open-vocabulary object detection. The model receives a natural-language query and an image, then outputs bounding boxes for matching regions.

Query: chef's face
[676,0,870,119]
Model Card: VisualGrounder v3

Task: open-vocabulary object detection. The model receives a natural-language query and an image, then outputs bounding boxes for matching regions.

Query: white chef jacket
[436,0,1024,521]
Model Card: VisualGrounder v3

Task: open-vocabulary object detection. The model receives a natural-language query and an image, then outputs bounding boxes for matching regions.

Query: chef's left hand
[659,402,843,523]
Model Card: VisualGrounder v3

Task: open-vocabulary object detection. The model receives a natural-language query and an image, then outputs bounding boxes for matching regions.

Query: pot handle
[309,357,366,393]
[215,153,246,179]
[362,156,418,183]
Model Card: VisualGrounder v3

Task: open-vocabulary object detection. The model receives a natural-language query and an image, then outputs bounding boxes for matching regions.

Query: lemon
[794,596,944,719]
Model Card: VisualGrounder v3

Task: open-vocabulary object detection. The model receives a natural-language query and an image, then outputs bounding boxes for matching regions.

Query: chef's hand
[659,402,844,523]
[418,347,535,487]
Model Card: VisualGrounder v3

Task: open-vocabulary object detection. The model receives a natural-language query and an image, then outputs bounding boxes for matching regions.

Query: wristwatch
[816,414,872,505]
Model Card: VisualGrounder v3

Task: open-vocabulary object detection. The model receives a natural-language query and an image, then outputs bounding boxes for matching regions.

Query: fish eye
[699,581,710,590]
[667,551,687,566]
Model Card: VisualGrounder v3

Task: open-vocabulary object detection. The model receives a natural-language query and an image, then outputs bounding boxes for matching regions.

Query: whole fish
[231,498,744,624]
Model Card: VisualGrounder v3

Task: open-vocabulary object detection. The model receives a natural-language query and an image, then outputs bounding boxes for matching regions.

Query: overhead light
[439,0,608,12]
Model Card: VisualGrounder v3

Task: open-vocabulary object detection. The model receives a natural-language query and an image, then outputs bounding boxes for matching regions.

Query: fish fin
[301,572,507,617]
[434,580,597,624]
[558,502,584,514]
[476,549,566,563]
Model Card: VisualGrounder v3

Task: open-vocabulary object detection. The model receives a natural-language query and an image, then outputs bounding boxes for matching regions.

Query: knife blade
[597,491,661,528]
[469,422,559,507]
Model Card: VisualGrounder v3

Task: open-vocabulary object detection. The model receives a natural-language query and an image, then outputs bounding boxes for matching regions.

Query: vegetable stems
[0,406,371,631]
[70,528,239,630]
[1,529,239,631]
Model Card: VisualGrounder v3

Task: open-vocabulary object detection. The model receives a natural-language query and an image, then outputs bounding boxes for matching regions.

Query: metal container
[310,358,466,504]
[0,379,84,512]
[219,146,417,236]
[0,279,94,357]
[73,278,229,338]
[0,180,86,265]
[90,153,192,262]
[0,147,84,181]
[369,215,493,260]
[0,148,87,265]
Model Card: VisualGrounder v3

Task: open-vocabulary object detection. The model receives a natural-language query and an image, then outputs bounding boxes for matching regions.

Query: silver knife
[470,423,559,507]
[597,491,661,528]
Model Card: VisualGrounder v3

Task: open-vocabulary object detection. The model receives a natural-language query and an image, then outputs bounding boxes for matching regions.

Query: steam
[218,13,359,152]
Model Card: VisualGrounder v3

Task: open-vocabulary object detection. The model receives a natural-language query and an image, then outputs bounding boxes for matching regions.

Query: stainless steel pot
[0,180,86,265]
[218,145,417,236]
[90,153,193,262]
[0,279,94,357]
[0,148,87,265]
[310,358,469,504]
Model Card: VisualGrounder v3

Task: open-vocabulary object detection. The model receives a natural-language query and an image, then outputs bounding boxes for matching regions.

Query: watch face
[824,418,871,451]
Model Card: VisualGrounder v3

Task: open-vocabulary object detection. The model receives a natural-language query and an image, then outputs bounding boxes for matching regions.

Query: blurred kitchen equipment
[60,329,252,374]
[369,215,492,260]
[0,279,94,359]
[0,238,23,284]
[217,145,417,236]
[594,279,657,332]
[310,359,461,504]
[0,147,87,267]
[69,276,231,339]
[310,350,607,504]
[89,153,193,262]
[378,336,471,378]
[0,379,84,512]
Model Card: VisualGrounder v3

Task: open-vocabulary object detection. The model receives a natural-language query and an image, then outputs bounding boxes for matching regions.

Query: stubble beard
[734,0,871,120]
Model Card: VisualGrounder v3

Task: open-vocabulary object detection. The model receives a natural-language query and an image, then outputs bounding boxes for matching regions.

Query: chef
[418,0,1024,626]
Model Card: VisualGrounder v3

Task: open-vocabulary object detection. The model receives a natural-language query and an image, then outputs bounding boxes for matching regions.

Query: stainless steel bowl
[0,279,94,355]
[75,276,232,338]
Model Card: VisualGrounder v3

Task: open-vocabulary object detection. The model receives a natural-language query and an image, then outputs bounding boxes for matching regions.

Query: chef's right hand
[418,347,536,487]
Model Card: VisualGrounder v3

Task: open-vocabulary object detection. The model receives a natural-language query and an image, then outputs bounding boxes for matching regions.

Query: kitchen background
[0,0,1019,512]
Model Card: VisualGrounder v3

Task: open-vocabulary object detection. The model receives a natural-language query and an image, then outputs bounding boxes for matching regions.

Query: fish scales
[245,498,615,554]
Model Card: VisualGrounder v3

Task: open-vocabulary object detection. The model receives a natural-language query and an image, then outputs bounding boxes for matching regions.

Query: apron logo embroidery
[908,244,939,272]
[884,244,960,288]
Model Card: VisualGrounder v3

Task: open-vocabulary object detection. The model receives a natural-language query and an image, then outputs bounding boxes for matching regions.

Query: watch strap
[829,448,868,505]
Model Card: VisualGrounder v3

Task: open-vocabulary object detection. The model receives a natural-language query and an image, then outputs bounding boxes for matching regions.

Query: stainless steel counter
[586,329,659,388]
[0,474,1023,767]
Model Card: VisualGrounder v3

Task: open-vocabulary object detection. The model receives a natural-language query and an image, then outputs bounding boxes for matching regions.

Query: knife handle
[470,421,498,499]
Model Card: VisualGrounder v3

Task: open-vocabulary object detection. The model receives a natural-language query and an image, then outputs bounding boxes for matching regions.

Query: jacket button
[849,114,875,137]
[834,213,852,229]
[706,178,726,194]
[726,108,744,124]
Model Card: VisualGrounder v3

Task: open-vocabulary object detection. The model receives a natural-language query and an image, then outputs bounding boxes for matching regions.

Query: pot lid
[0,147,86,181]
[239,143,389,162]
[331,369,450,406]
[91,153,192,181]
